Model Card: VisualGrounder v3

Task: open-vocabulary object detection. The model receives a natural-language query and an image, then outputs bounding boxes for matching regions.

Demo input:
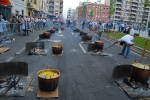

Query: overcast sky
[63,0,105,17]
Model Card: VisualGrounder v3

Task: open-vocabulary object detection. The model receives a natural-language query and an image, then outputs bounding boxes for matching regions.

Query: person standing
[82,20,85,30]
[2,16,8,37]
[111,34,135,58]
[0,19,4,37]
[97,21,104,40]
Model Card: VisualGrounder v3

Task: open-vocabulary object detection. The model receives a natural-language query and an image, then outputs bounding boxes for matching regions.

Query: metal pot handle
[46,66,52,69]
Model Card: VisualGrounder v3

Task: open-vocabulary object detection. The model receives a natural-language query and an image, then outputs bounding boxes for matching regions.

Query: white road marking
[72,32,74,35]
[79,43,86,53]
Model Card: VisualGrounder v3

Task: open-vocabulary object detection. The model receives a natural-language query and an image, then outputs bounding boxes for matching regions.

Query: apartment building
[110,0,149,23]
[39,0,49,18]
[78,2,110,22]
[10,0,26,16]
[67,8,75,20]
[49,0,63,17]
[26,0,39,17]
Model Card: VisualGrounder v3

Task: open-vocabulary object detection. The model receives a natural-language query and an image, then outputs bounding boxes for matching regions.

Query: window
[28,12,30,16]
[15,10,19,16]
[22,10,24,16]
[55,3,59,6]
[34,0,36,4]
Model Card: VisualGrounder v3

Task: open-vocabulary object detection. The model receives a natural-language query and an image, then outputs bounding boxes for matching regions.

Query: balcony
[49,0,54,3]
[131,3,138,7]
[131,12,136,14]
[132,0,138,3]
[27,2,35,9]
[116,2,122,4]
[131,8,137,11]
[60,0,63,3]
[60,10,63,13]
[49,9,53,11]
[49,5,54,7]
[60,5,63,8]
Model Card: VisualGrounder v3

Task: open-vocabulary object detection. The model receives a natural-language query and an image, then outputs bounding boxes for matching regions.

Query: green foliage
[109,0,116,16]
[82,2,87,17]
[89,9,94,19]
[143,0,150,10]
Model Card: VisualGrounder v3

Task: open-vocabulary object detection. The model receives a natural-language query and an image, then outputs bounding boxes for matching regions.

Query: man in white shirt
[110,34,134,58]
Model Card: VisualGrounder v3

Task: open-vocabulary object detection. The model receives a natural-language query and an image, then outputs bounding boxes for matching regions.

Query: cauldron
[76,28,80,32]
[86,34,92,40]
[50,28,55,34]
[37,68,60,92]
[43,32,50,38]
[53,27,58,31]
[131,62,150,84]
[52,44,63,54]
[80,31,85,36]
[95,40,104,51]
[61,27,64,31]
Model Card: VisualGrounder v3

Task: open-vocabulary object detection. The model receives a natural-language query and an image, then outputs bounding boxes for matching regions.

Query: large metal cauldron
[95,40,104,51]
[131,62,150,84]
[86,34,92,40]
[43,32,50,38]
[37,69,60,92]
[76,28,80,32]
[52,44,63,54]
[80,31,85,36]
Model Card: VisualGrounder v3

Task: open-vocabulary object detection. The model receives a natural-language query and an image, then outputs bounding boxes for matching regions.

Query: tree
[109,0,116,21]
[138,0,150,34]
[82,2,87,19]
[89,9,94,20]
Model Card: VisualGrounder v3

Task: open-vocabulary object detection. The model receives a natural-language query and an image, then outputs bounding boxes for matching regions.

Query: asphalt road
[0,26,149,100]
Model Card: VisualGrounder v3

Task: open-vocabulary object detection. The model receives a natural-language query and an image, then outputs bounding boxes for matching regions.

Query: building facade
[78,2,110,22]
[104,0,110,6]
[67,8,75,20]
[49,0,63,17]
[26,0,39,17]
[110,0,149,23]
[39,0,49,18]
[10,0,26,16]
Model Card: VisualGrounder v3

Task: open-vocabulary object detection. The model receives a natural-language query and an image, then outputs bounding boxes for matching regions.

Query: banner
[0,0,10,5]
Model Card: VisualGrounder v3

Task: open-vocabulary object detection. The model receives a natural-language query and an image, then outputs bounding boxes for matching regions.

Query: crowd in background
[0,14,51,38]
[65,19,150,37]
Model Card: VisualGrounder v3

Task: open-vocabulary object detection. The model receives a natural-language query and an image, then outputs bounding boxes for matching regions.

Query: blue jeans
[82,25,84,30]
[120,44,130,57]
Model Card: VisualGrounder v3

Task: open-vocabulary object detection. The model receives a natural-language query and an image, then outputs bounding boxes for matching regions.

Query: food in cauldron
[52,44,63,54]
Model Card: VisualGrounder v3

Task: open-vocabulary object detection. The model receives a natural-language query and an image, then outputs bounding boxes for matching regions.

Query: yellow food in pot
[38,70,58,79]
[132,63,150,70]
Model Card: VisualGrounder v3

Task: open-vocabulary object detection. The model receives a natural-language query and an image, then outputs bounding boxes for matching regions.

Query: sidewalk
[0,25,53,63]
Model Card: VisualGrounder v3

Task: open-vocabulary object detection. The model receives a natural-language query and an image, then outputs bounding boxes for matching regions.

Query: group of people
[67,19,135,58]
[0,14,49,37]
